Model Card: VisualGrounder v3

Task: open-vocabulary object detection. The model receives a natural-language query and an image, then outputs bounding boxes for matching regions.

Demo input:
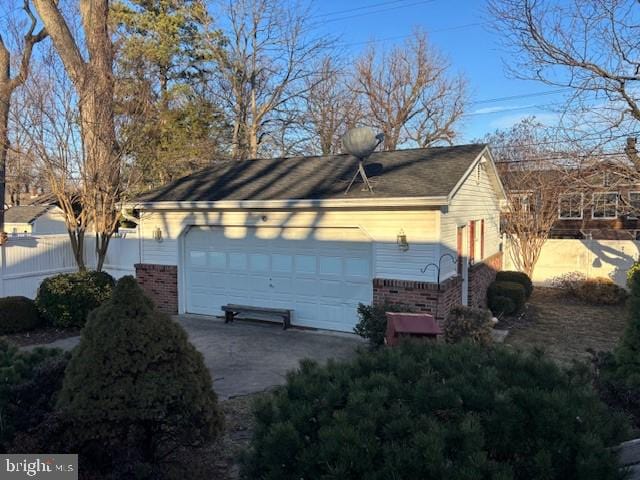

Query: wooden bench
[222,304,292,330]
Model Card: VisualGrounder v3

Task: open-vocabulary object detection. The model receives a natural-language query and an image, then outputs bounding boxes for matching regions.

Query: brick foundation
[135,263,178,314]
[467,252,503,309]
[373,276,462,324]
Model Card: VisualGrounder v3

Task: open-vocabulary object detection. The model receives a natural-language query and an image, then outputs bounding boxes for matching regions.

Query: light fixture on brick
[397,229,409,252]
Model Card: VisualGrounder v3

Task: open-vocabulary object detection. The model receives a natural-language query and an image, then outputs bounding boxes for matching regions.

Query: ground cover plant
[243,342,627,480]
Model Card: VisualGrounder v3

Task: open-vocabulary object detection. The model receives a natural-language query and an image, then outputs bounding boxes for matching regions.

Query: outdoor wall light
[397,229,409,252]
[152,227,163,242]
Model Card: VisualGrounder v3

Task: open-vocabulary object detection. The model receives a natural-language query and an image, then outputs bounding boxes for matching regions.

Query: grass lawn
[504,287,628,365]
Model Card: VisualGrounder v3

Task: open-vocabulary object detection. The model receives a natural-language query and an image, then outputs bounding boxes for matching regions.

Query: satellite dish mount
[341,127,384,194]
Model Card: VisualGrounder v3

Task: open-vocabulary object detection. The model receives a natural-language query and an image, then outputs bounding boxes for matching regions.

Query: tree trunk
[68,228,86,272]
[0,96,8,229]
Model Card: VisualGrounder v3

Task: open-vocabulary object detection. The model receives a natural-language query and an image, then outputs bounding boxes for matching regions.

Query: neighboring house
[504,161,640,240]
[127,144,506,332]
[4,205,68,235]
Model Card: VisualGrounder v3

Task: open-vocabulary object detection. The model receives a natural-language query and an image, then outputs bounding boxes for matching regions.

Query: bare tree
[32,0,119,271]
[0,1,47,232]
[213,0,332,159]
[302,57,363,155]
[485,117,576,276]
[354,30,466,151]
[489,0,640,150]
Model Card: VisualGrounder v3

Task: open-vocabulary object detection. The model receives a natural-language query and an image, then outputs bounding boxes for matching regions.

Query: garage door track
[177,315,364,399]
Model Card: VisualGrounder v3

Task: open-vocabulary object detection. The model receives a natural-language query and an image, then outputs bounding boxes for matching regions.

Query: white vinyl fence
[0,229,140,299]
[504,238,640,288]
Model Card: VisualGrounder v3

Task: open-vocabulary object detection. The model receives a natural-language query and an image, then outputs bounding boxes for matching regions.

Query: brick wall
[135,263,178,314]
[467,252,502,309]
[373,276,462,323]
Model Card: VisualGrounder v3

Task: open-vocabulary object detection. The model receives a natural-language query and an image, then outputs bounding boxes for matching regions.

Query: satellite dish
[342,127,384,159]
[341,127,384,194]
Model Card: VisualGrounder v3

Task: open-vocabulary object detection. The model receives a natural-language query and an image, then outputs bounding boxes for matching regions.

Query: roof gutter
[125,196,450,210]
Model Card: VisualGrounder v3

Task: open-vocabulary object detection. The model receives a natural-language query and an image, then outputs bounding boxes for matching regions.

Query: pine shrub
[36,271,115,328]
[56,276,222,474]
[0,296,43,334]
[487,280,526,315]
[495,271,533,299]
[0,340,66,449]
[443,306,493,345]
[243,343,626,479]
[353,303,408,347]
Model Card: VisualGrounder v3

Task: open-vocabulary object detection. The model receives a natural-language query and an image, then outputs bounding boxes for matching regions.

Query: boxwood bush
[495,271,533,299]
[243,343,627,479]
[443,306,493,345]
[0,296,43,334]
[36,271,115,328]
[487,280,526,316]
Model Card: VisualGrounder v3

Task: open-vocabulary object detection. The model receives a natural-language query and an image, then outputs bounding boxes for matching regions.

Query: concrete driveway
[23,315,364,399]
[177,315,364,399]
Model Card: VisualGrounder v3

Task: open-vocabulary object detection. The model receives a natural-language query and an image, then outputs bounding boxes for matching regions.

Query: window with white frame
[629,192,640,218]
[592,192,618,219]
[559,193,583,219]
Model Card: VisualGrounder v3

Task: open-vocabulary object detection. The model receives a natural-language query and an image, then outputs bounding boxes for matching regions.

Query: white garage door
[184,226,373,332]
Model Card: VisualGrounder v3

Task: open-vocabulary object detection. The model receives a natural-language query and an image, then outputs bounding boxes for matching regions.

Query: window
[629,192,640,218]
[592,192,618,219]
[559,193,583,219]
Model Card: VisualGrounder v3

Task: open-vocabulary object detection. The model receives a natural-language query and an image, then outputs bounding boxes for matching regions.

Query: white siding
[5,223,32,234]
[440,154,503,278]
[32,210,68,234]
[139,208,441,283]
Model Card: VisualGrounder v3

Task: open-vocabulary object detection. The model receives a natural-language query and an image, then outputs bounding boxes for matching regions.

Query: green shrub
[0,296,43,334]
[575,277,628,306]
[628,261,640,289]
[36,271,115,328]
[0,339,66,448]
[443,306,493,345]
[487,280,525,315]
[243,343,627,479]
[56,276,222,474]
[495,271,533,298]
[489,295,516,316]
[353,303,407,347]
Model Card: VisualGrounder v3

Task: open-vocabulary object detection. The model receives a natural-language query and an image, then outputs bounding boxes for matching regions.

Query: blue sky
[311,0,565,141]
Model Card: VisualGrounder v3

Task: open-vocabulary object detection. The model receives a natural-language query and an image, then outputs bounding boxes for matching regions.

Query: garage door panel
[185,226,372,331]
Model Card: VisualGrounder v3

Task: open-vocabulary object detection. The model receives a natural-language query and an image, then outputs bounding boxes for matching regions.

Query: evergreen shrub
[575,277,627,306]
[36,271,115,328]
[443,306,493,345]
[487,280,525,315]
[56,276,222,475]
[0,296,43,334]
[353,303,407,347]
[0,339,66,449]
[495,271,533,298]
[244,343,626,479]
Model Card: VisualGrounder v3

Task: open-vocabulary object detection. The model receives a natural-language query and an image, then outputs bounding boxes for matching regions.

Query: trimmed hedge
[495,271,533,299]
[243,343,627,479]
[0,296,43,334]
[487,280,526,316]
[36,271,115,328]
[443,306,493,345]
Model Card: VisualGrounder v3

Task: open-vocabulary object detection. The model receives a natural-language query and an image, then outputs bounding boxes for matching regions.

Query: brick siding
[373,276,462,324]
[134,263,178,314]
[467,252,503,309]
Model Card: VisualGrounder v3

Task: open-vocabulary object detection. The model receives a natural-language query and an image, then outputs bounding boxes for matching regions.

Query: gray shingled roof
[4,205,55,224]
[135,144,487,203]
